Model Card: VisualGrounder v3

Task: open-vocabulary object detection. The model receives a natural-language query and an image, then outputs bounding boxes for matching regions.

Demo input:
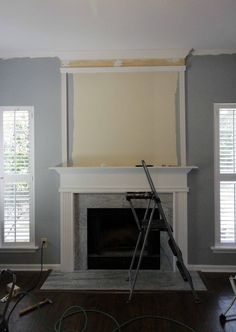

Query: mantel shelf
[51,165,197,171]
[50,165,198,194]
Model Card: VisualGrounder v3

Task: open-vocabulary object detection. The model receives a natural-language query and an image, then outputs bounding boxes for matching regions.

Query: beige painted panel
[72,72,178,166]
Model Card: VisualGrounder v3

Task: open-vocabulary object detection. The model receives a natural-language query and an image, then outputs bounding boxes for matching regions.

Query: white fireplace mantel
[51,165,197,271]
[51,165,197,193]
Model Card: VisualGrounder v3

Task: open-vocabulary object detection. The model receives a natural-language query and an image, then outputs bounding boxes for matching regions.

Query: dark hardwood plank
[0,271,236,331]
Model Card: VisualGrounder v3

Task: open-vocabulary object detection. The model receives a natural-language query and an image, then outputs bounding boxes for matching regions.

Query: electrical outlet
[41,237,48,248]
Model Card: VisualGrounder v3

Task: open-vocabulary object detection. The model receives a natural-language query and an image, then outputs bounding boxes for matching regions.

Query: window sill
[0,246,39,253]
[211,246,236,253]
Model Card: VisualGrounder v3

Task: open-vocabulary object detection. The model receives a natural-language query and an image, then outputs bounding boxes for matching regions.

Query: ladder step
[126,192,153,200]
[142,219,169,231]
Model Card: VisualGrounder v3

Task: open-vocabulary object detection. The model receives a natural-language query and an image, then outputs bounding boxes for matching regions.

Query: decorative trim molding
[189,264,236,272]
[179,71,186,165]
[0,246,39,253]
[0,264,61,271]
[193,49,236,56]
[51,166,197,194]
[59,49,190,61]
[58,186,190,194]
[60,64,187,170]
[60,66,185,74]
[211,246,236,253]
[61,73,68,165]
[2,263,236,273]
[61,58,185,69]
[0,49,235,61]
[0,49,190,61]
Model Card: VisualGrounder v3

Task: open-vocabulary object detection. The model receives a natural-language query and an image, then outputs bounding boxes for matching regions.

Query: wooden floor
[1,271,236,332]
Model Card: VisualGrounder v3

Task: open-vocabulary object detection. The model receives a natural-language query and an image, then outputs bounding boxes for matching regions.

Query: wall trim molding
[0,264,61,271]
[2,263,236,273]
[60,65,185,74]
[0,49,190,61]
[61,58,185,69]
[193,49,236,56]
[188,264,236,272]
[0,49,235,61]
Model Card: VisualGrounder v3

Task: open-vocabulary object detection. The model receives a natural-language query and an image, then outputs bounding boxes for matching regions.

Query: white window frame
[0,106,35,250]
[213,103,236,251]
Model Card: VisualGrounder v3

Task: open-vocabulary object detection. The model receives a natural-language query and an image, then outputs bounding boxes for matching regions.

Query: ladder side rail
[141,160,200,303]
[128,201,157,302]
[127,196,153,279]
[142,197,153,225]
[128,199,142,231]
[128,231,143,283]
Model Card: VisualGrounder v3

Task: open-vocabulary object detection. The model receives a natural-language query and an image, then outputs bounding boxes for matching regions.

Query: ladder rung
[142,219,169,231]
[126,192,153,200]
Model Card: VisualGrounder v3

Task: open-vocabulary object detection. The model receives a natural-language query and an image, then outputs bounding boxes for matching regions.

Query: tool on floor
[0,270,17,332]
[1,283,21,304]
[19,298,53,316]
[126,160,200,303]
[219,275,236,325]
[0,295,9,304]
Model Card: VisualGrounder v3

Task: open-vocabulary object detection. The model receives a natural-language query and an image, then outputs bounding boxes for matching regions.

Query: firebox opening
[87,208,160,269]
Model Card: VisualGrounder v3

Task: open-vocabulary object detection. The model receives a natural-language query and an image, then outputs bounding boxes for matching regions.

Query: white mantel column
[60,192,74,271]
[173,192,188,264]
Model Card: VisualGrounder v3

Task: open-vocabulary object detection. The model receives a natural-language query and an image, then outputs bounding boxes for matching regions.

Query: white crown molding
[0,51,60,60]
[0,48,190,61]
[193,49,236,56]
[1,48,236,60]
[58,49,190,61]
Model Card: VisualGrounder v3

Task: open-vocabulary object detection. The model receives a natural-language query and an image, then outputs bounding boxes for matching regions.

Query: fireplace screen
[87,208,160,269]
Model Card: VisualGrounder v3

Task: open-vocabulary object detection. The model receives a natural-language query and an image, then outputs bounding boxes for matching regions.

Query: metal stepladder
[126,160,200,303]
[219,276,236,325]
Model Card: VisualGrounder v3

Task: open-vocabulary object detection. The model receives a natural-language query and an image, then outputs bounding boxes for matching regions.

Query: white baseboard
[0,264,61,271]
[188,264,236,273]
[1,264,236,273]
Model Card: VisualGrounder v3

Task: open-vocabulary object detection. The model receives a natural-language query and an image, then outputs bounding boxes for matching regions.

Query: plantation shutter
[218,108,236,243]
[220,182,236,243]
[0,107,34,245]
[219,109,236,173]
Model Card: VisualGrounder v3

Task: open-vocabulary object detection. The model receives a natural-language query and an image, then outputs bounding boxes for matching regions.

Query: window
[0,107,34,247]
[214,103,236,247]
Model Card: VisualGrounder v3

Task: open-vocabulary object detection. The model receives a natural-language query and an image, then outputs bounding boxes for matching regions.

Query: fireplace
[74,193,173,271]
[87,208,160,269]
[51,166,196,271]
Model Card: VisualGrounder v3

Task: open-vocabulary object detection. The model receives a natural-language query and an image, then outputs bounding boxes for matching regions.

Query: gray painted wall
[186,54,236,265]
[1,55,236,267]
[0,58,61,264]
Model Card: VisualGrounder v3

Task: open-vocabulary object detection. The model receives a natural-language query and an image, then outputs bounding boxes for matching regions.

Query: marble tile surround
[74,193,173,271]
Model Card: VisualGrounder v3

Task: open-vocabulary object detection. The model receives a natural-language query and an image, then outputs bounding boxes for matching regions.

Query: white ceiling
[0,0,236,59]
